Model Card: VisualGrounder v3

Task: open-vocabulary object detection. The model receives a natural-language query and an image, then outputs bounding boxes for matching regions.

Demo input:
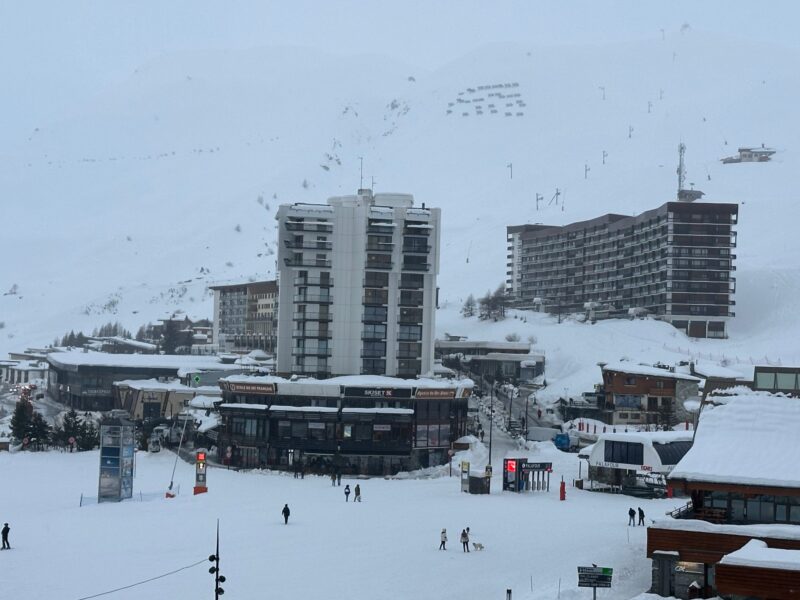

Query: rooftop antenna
[371,175,376,190]
[602,150,608,165]
[358,156,364,189]
[584,163,590,179]
[598,86,606,101]
[507,162,513,179]
[535,193,543,211]
[677,142,686,194]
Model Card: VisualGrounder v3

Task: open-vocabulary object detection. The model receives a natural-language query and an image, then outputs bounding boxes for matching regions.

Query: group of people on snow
[439,526,473,552]
[628,507,645,526]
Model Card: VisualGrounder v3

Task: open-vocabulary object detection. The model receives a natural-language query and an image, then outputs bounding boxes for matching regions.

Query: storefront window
[415,425,428,447]
[291,422,307,439]
[308,422,326,441]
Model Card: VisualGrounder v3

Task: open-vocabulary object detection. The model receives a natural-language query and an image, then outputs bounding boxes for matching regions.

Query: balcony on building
[285,220,333,233]
[294,275,333,287]
[364,272,390,288]
[284,257,332,268]
[399,274,424,289]
[292,293,333,304]
[403,221,432,236]
[366,254,393,270]
[401,257,430,272]
[284,240,333,250]
[292,311,332,322]
[292,328,332,339]
[366,234,394,253]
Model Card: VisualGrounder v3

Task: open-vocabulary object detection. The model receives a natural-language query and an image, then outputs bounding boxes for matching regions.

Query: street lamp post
[488,381,494,467]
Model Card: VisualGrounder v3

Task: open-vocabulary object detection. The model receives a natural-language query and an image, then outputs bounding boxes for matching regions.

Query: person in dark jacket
[344,484,351,502]
[331,472,336,486]
[1,523,9,549]
[354,484,361,502]
[460,528,469,552]
[282,504,291,525]
[638,507,645,526]
[337,469,342,486]
[628,507,636,526]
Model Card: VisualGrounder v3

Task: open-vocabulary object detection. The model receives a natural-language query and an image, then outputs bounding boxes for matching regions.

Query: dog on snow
[472,542,485,551]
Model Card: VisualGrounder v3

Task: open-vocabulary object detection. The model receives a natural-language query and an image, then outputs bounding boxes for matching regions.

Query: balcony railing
[292,330,332,339]
[366,261,393,270]
[285,222,333,233]
[294,276,333,287]
[366,243,394,252]
[402,262,430,272]
[402,244,431,254]
[292,312,332,322]
[284,240,332,250]
[292,347,332,357]
[284,258,332,268]
[293,294,333,303]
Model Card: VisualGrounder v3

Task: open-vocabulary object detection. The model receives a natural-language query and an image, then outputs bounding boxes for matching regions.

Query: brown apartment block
[507,201,738,338]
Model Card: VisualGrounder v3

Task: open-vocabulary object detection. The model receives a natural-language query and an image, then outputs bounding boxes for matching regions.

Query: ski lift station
[579,430,693,496]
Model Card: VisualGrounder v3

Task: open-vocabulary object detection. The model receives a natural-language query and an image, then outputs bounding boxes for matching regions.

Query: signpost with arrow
[578,566,613,600]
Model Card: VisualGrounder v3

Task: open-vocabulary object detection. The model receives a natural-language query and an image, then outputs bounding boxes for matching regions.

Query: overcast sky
[1,1,797,140]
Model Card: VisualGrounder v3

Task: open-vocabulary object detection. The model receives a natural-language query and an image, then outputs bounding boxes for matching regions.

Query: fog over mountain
[2,2,799,359]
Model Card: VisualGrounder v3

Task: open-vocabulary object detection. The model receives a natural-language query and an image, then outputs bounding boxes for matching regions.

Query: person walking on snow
[460,528,470,552]
[628,507,636,526]
[344,484,351,502]
[282,504,291,525]
[330,472,336,486]
[439,529,448,550]
[638,507,645,526]
[354,484,361,502]
[1,523,9,549]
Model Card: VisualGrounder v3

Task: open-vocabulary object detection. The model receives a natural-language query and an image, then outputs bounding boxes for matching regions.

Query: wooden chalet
[647,391,800,600]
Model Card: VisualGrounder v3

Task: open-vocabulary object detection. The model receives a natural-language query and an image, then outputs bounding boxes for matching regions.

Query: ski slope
[2,7,800,362]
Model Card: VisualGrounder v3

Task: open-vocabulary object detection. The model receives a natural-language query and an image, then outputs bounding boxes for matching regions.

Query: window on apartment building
[624,376,636,386]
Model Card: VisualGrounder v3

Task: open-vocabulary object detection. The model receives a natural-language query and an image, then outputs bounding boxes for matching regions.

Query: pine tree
[29,411,51,450]
[135,325,147,342]
[461,294,477,318]
[10,399,33,443]
[78,421,99,451]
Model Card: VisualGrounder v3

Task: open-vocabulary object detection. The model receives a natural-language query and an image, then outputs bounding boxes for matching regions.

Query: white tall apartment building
[275,189,440,378]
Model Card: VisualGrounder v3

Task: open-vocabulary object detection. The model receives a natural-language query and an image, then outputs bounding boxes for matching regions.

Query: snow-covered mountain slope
[2,29,799,359]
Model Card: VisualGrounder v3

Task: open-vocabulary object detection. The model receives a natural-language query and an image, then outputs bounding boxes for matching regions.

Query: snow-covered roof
[470,352,545,362]
[602,361,700,382]
[113,378,221,394]
[48,351,240,371]
[435,340,530,351]
[342,407,415,415]
[670,391,800,489]
[220,373,474,390]
[720,539,800,572]
[93,336,158,351]
[690,360,750,380]
[261,404,339,414]
[184,408,221,433]
[651,518,800,542]
[598,430,694,444]
[188,395,220,409]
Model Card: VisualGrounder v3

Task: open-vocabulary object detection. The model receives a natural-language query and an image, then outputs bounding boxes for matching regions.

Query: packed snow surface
[0,441,685,600]
[669,392,800,488]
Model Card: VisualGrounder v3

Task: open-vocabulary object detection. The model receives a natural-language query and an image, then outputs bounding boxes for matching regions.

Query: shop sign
[415,388,456,399]
[225,382,276,395]
[308,422,326,430]
[373,424,392,431]
[344,387,412,399]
